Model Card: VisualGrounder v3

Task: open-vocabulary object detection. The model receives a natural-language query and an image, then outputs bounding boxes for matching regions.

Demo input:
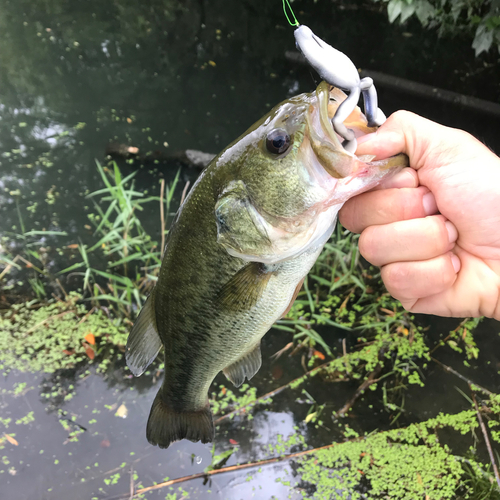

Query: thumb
[355,110,467,170]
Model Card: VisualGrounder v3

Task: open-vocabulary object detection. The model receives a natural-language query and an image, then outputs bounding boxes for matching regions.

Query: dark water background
[1,0,500,498]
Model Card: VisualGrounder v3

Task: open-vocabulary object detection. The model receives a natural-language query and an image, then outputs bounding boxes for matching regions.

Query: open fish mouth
[315,81,345,151]
[315,81,377,146]
[305,81,361,179]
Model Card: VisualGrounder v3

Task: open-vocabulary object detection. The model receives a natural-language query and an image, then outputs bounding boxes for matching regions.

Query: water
[1,0,500,498]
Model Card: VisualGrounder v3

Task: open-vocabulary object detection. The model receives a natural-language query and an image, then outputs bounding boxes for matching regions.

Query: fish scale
[125,81,408,448]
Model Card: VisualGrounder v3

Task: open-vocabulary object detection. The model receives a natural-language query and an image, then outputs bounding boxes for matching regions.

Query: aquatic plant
[58,161,180,318]
[0,292,128,373]
[1,160,180,319]
[295,398,500,499]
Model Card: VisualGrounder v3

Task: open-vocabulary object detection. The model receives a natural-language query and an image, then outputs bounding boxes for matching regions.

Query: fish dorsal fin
[223,342,262,387]
[217,262,274,311]
[126,292,162,377]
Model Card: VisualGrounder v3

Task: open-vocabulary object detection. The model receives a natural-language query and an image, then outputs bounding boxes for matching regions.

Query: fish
[125,81,408,449]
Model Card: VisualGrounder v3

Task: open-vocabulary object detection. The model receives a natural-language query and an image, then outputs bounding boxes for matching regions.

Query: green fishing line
[283,0,299,27]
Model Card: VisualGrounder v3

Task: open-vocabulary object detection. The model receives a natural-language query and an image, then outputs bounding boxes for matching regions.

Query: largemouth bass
[126,82,408,449]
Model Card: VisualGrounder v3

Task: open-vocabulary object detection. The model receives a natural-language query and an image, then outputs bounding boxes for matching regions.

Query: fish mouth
[314,81,345,151]
[304,82,356,179]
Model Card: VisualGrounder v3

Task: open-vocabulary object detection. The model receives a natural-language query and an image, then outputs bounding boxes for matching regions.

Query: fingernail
[422,192,437,215]
[450,254,461,273]
[356,132,377,146]
[445,221,458,244]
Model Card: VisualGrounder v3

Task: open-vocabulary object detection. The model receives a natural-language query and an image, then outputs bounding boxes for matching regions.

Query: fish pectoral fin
[126,293,162,377]
[223,342,262,388]
[217,261,274,311]
[146,390,214,449]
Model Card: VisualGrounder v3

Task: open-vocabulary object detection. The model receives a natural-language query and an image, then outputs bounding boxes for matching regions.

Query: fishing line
[283,0,299,27]
[282,0,317,86]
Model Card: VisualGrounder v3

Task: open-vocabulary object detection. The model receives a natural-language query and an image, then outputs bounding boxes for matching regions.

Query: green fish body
[126,82,408,448]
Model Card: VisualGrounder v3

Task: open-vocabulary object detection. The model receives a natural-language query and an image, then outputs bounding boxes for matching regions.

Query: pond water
[1,0,500,499]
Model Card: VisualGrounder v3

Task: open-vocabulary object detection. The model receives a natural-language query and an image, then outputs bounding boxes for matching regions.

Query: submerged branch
[213,358,345,425]
[432,357,494,396]
[334,364,383,418]
[103,441,352,500]
[470,384,500,490]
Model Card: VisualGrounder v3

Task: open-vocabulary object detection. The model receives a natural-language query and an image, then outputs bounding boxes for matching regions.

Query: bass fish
[126,82,408,449]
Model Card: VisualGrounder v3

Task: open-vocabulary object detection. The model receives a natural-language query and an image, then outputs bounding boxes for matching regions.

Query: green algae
[0,292,128,373]
[293,400,500,500]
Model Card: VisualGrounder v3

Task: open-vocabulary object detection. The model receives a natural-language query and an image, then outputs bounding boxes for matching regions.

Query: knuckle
[389,110,413,124]
[358,227,378,264]
[439,260,456,288]
[382,263,412,294]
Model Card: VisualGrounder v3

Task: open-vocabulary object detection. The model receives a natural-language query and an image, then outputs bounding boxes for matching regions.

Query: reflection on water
[1,0,500,498]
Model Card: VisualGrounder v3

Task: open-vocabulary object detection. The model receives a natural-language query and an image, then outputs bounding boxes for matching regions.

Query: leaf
[399,1,416,23]
[85,346,95,360]
[57,261,85,274]
[304,412,317,423]
[206,448,236,472]
[312,350,325,360]
[115,404,128,418]
[415,0,435,25]
[387,0,403,23]
[84,333,96,345]
[472,24,494,55]
[22,230,67,237]
[4,433,18,446]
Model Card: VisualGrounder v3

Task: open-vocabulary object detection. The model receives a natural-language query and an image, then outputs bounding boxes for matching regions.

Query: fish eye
[266,129,291,155]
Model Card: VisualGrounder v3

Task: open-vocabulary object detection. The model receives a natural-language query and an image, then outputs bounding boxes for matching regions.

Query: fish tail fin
[146,389,214,449]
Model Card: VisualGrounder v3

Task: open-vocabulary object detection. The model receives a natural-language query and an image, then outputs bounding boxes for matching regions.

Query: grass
[1,160,180,318]
[62,161,180,318]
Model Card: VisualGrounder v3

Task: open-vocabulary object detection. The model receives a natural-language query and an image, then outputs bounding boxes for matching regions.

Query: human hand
[339,110,500,319]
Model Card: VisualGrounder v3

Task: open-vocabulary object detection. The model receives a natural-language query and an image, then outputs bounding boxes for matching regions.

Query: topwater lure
[283,1,386,153]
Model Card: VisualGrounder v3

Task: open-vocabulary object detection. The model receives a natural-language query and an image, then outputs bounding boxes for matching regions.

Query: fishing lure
[283,1,386,153]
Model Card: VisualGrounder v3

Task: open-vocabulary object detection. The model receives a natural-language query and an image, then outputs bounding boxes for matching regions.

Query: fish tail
[146,389,214,449]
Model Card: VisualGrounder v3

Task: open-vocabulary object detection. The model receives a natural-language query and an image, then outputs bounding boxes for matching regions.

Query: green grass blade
[57,261,86,274]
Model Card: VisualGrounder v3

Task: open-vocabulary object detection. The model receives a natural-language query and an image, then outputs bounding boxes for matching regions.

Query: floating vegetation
[295,397,500,499]
[0,292,128,373]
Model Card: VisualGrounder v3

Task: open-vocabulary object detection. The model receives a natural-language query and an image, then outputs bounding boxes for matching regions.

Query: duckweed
[294,401,500,499]
[0,292,128,373]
